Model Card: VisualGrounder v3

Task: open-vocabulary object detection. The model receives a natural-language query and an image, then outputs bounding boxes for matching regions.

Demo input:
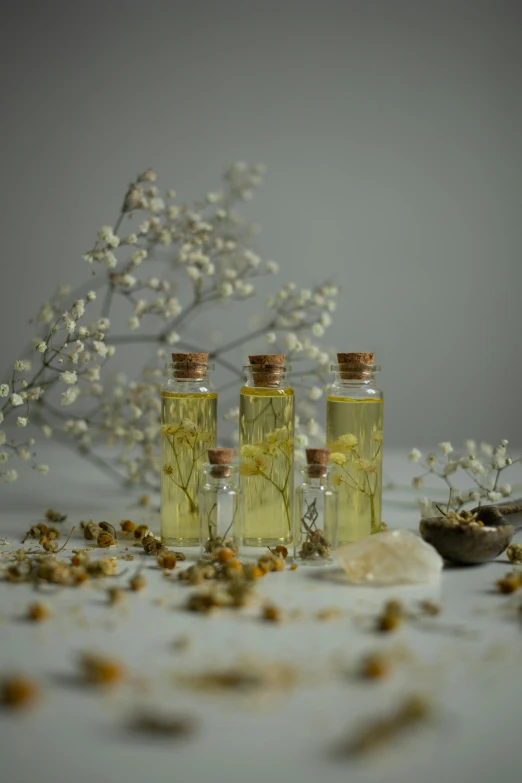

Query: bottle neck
[331,372,376,388]
[300,465,334,487]
[330,362,380,387]
[164,361,214,389]
[203,464,239,489]
[243,364,291,389]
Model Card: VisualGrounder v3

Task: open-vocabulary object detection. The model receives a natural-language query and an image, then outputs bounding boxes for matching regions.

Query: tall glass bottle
[239,354,294,547]
[293,448,338,566]
[161,352,217,546]
[326,352,383,544]
[199,447,241,557]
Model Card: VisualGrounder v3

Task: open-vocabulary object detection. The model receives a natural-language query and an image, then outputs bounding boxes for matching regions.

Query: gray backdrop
[1,0,521,446]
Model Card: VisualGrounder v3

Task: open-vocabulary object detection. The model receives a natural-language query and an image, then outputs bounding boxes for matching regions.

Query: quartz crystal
[334,529,443,585]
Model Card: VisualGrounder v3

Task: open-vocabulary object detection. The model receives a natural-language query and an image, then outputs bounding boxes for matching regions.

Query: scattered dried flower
[377,600,404,633]
[45,509,67,523]
[27,601,50,622]
[120,520,137,534]
[262,604,281,623]
[107,587,125,606]
[97,531,116,548]
[129,573,146,592]
[337,695,430,757]
[79,652,125,687]
[157,553,177,570]
[128,711,197,738]
[359,652,390,680]
[1,676,39,709]
[506,543,522,565]
[496,570,522,594]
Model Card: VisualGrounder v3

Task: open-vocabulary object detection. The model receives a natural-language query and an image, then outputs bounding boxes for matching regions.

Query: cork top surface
[248,354,285,366]
[171,352,209,364]
[208,447,234,465]
[306,448,330,465]
[337,352,375,366]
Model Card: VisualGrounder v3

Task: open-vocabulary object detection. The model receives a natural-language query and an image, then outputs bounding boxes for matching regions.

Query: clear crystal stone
[334,529,443,585]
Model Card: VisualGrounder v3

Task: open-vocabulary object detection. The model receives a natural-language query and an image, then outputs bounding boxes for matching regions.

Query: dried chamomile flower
[138,495,150,507]
[178,564,216,585]
[79,652,125,687]
[377,600,404,632]
[204,537,238,557]
[339,695,430,757]
[213,546,236,564]
[142,533,167,556]
[186,590,219,614]
[27,601,50,622]
[258,550,286,573]
[120,553,135,561]
[45,509,67,523]
[226,579,254,608]
[120,520,136,534]
[496,570,522,594]
[1,676,39,709]
[315,607,341,621]
[13,549,27,562]
[243,564,264,580]
[99,521,117,536]
[128,711,197,738]
[157,553,177,570]
[4,561,32,583]
[262,604,281,623]
[107,587,125,606]
[82,520,102,541]
[87,557,119,577]
[359,652,389,680]
[270,545,289,559]
[22,523,48,543]
[134,525,149,541]
[97,531,116,548]
[419,600,441,616]
[129,573,146,591]
[506,543,522,565]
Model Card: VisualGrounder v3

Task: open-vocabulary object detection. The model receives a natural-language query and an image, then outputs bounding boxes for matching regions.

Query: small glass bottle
[161,352,217,546]
[294,448,338,566]
[326,352,383,544]
[199,447,241,557]
[239,354,295,547]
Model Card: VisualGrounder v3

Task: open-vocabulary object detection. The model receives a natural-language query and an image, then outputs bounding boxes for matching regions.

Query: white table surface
[1,444,521,783]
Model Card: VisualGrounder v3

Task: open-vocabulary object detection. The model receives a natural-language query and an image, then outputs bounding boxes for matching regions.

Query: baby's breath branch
[1,162,340,488]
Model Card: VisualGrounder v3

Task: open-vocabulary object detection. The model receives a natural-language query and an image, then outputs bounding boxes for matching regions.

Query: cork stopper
[171,351,208,380]
[248,354,285,387]
[208,447,233,478]
[337,352,375,380]
[306,447,330,478]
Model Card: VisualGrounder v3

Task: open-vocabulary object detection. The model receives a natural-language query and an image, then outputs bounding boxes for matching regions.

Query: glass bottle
[161,352,217,546]
[293,448,338,566]
[326,352,383,544]
[199,447,241,557]
[239,354,294,547]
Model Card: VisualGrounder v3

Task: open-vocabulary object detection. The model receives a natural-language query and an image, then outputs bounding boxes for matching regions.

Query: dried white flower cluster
[409,439,519,516]
[0,163,338,486]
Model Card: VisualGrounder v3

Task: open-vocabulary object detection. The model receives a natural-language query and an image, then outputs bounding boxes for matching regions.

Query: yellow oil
[239,386,294,546]
[326,396,383,544]
[161,391,217,546]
